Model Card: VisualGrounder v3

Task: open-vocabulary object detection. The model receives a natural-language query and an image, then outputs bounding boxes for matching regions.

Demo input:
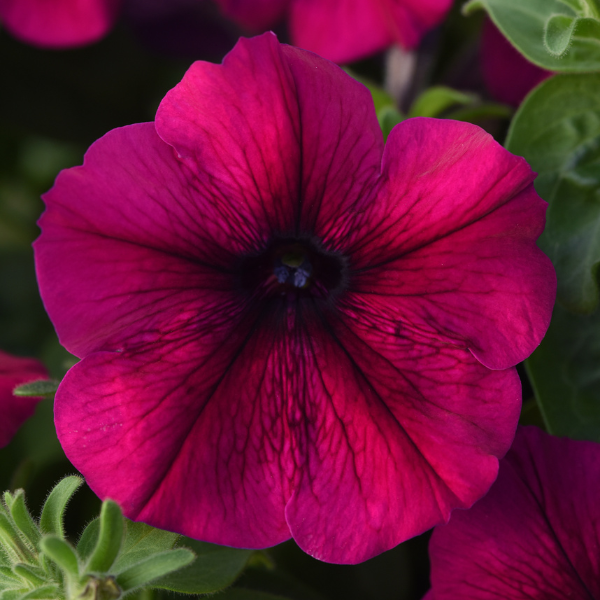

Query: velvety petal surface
[0,0,120,48]
[289,0,453,63]
[429,426,600,599]
[481,18,552,107]
[0,351,48,447]
[286,302,521,563]
[155,33,383,243]
[214,0,288,30]
[35,122,246,358]
[341,118,555,371]
[54,293,520,564]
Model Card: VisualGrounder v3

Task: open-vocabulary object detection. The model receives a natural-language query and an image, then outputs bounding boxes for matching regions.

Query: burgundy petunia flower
[215,0,453,63]
[0,351,48,447]
[427,426,600,599]
[35,33,555,564]
[0,0,121,48]
[480,19,552,107]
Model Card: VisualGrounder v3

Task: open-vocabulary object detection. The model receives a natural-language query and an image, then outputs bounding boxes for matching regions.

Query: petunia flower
[35,33,555,564]
[480,18,552,107]
[0,350,48,447]
[427,426,600,599]
[215,0,454,63]
[0,0,121,48]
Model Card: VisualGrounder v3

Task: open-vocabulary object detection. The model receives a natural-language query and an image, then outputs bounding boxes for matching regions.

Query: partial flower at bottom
[35,33,556,564]
[0,350,48,447]
[427,426,600,599]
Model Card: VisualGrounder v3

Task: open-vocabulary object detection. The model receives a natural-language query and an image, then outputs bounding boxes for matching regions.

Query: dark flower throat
[240,238,347,300]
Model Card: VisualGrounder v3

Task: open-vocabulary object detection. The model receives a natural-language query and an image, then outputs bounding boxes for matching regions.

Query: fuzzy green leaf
[0,514,33,564]
[463,0,600,71]
[39,477,83,538]
[152,539,253,595]
[111,521,179,572]
[18,585,61,600]
[11,565,46,588]
[115,549,194,592]
[85,501,123,574]
[12,381,58,398]
[7,492,40,550]
[77,520,100,563]
[39,537,79,579]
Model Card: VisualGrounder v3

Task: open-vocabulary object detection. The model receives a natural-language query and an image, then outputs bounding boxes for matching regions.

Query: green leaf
[505,73,600,313]
[527,303,600,441]
[77,520,100,563]
[18,585,61,600]
[115,549,194,592]
[408,86,476,118]
[0,566,21,587]
[1,590,30,600]
[39,477,83,538]
[11,380,58,398]
[39,537,79,579]
[152,539,253,595]
[7,492,40,550]
[544,14,578,56]
[111,521,178,572]
[85,501,123,574]
[377,107,405,141]
[12,565,46,587]
[463,0,600,71]
[0,514,33,564]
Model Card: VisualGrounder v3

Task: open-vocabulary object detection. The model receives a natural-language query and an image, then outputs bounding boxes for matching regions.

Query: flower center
[240,238,347,300]
[273,246,313,289]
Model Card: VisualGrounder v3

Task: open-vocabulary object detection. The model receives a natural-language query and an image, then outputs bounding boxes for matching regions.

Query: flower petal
[0,0,120,48]
[155,32,383,244]
[214,0,288,31]
[35,123,246,358]
[285,302,520,563]
[289,0,453,63]
[0,351,48,447]
[55,300,294,549]
[344,118,556,370]
[429,427,600,599]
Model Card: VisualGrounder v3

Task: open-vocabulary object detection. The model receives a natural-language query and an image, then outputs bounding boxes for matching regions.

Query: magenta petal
[0,351,48,447]
[35,123,244,358]
[347,118,556,370]
[285,307,520,563]
[429,427,600,599]
[214,0,288,30]
[289,0,453,63]
[0,0,120,48]
[55,308,297,549]
[155,32,383,240]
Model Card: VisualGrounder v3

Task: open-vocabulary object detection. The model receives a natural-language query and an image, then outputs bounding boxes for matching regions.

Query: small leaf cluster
[0,477,194,600]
